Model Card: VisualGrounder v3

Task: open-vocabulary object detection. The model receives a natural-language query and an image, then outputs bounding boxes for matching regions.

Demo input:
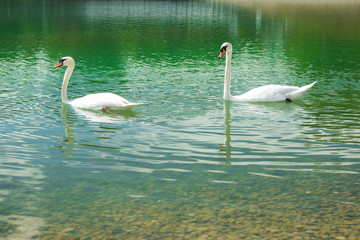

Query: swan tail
[287,81,317,100]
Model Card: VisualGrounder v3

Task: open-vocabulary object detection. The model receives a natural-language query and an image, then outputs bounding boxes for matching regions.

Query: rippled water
[1,0,360,239]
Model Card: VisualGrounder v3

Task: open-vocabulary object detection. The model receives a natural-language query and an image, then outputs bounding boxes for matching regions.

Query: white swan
[54,56,142,110]
[218,42,317,102]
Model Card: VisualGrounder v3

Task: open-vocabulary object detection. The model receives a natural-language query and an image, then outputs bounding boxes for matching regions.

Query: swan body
[218,42,316,102]
[54,56,142,110]
[69,93,140,110]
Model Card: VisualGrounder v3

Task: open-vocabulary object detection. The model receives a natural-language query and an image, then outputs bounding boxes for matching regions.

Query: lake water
[1,0,360,239]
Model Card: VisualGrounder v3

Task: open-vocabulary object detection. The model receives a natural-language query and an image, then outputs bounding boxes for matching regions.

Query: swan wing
[232,81,317,102]
[70,93,142,110]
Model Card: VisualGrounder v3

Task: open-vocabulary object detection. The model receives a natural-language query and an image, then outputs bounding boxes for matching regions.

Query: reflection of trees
[0,1,231,61]
[3,0,359,77]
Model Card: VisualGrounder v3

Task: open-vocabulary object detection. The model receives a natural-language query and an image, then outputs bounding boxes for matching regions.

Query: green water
[1,0,360,239]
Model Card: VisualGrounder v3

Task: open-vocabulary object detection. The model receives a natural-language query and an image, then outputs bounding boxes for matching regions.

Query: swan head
[218,42,232,59]
[54,56,75,69]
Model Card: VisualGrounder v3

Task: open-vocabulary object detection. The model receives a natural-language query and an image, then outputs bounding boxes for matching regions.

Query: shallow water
[1,0,360,239]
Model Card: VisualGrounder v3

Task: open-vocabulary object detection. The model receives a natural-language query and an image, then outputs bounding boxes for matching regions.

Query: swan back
[70,93,142,110]
[231,82,317,102]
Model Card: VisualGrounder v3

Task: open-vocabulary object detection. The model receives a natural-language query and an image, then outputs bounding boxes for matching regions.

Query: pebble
[27,181,360,240]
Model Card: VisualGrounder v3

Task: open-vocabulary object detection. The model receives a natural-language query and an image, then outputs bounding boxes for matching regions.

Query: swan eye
[58,58,67,65]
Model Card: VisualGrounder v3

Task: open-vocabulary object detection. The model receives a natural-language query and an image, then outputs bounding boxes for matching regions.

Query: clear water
[1,0,360,239]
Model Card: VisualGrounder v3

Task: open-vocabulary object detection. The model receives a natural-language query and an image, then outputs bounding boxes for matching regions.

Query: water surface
[1,0,360,239]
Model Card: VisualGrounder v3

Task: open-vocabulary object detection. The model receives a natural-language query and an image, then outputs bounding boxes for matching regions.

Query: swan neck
[223,52,232,100]
[61,65,74,103]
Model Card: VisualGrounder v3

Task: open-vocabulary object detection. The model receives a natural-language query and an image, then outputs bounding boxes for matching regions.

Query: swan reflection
[220,100,305,160]
[73,107,124,123]
[61,103,75,145]
[219,101,360,175]
[62,104,138,124]
[219,101,232,159]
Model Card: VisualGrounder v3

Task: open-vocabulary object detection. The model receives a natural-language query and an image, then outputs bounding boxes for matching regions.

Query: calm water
[1,0,360,239]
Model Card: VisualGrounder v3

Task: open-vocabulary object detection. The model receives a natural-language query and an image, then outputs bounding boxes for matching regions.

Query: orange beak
[54,62,63,69]
[218,49,226,59]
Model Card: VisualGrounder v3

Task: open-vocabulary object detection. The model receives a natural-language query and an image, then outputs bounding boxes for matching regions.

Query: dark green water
[1,0,360,239]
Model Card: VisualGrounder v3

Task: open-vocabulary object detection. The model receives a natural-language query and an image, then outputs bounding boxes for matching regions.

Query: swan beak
[54,62,63,69]
[218,49,226,59]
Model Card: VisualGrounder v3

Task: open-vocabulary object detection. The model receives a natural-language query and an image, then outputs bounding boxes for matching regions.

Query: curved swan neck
[61,65,74,103]
[223,51,232,100]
